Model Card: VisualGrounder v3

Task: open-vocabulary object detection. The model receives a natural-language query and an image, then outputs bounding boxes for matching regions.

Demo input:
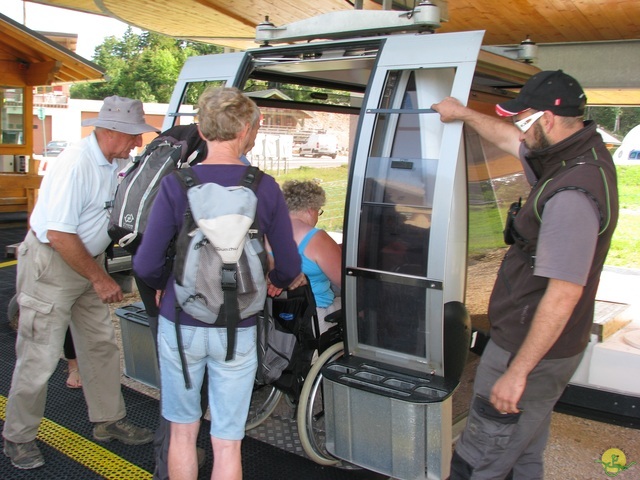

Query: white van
[299,133,338,159]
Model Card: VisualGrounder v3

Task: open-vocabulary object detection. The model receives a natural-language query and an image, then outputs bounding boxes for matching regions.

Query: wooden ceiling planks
[17,0,639,104]
[30,0,640,45]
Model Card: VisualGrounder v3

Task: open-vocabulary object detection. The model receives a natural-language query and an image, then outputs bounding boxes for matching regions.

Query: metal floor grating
[246,397,306,456]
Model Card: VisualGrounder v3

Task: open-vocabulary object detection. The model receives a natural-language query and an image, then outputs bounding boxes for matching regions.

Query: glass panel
[356,276,426,356]
[355,70,438,356]
[465,124,530,335]
[244,79,356,108]
[176,80,227,120]
[1,87,25,145]
[358,71,435,274]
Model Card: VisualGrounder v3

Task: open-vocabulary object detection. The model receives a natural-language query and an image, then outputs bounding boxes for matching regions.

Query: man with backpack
[134,87,304,480]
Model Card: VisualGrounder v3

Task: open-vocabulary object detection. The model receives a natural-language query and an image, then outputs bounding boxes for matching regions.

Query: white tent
[597,127,621,146]
[613,125,640,164]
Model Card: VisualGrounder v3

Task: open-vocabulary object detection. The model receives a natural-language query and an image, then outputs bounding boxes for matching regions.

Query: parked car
[44,140,68,157]
[299,134,338,159]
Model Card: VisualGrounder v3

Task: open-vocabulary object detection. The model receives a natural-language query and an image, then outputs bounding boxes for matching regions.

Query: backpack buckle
[221,264,238,291]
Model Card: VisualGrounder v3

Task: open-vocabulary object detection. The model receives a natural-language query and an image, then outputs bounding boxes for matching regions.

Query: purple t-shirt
[133,164,301,327]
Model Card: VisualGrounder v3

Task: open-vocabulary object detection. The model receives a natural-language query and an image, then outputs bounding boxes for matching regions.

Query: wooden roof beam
[25,60,62,85]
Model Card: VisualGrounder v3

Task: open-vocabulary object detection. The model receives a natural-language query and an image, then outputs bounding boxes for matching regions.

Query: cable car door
[343,30,484,379]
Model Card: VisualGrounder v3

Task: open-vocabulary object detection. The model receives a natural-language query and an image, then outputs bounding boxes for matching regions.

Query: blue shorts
[157,316,257,440]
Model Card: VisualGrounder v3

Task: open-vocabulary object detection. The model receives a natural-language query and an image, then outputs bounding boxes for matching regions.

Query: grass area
[468,203,504,257]
[607,165,640,269]
[266,164,640,269]
[267,165,349,233]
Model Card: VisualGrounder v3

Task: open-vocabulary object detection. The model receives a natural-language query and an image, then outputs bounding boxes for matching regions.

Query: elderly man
[3,96,159,470]
[433,70,618,479]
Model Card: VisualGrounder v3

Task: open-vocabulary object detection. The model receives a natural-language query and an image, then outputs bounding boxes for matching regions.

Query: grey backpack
[173,166,267,365]
[108,135,200,253]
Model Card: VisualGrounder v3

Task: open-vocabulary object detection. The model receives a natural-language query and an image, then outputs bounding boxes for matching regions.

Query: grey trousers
[451,339,583,480]
[3,231,126,443]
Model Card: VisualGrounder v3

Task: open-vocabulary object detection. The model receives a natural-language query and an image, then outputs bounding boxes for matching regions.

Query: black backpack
[108,125,207,254]
[256,282,320,399]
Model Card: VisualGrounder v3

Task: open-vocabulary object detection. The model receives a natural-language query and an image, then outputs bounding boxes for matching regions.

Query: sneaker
[3,439,45,470]
[93,419,153,445]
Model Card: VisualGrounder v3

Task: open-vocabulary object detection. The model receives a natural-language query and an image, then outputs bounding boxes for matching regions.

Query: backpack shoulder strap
[241,166,264,239]
[172,166,202,387]
[222,166,266,361]
[173,166,200,192]
[241,165,264,192]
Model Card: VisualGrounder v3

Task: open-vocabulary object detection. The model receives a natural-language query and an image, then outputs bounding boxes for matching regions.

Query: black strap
[220,263,240,361]
[173,166,200,191]
[172,168,200,389]
[242,165,264,238]
[174,302,192,389]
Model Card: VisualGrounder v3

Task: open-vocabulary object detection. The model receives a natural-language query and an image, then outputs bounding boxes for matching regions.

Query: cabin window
[1,87,25,145]
[355,69,447,357]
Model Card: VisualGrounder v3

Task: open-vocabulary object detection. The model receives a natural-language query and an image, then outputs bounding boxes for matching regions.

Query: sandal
[66,368,82,389]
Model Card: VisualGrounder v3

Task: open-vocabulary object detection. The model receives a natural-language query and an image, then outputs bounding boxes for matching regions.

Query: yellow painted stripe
[0,260,17,268]
[0,396,151,479]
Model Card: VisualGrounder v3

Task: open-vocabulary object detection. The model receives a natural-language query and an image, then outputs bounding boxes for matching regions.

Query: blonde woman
[282,180,342,333]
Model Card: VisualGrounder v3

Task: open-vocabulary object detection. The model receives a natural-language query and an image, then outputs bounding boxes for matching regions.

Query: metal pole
[41,116,47,157]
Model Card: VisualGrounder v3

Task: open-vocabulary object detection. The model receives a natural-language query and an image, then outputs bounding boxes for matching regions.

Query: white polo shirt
[30,132,121,256]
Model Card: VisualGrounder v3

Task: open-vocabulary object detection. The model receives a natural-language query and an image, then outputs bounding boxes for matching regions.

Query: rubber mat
[0,322,384,479]
[0,224,25,327]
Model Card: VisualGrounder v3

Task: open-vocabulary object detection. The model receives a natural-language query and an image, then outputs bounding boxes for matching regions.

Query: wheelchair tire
[296,341,344,466]
[245,383,283,431]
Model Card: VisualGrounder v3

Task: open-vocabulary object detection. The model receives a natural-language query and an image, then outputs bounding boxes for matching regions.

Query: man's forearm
[508,278,583,377]
[47,230,108,282]
[489,278,584,413]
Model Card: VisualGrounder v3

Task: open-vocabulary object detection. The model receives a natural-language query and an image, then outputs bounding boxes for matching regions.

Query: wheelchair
[245,309,348,466]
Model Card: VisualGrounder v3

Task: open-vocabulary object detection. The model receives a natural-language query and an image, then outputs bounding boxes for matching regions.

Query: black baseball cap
[496,70,587,117]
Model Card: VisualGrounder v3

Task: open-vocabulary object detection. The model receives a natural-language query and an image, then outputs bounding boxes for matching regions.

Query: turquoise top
[299,228,334,308]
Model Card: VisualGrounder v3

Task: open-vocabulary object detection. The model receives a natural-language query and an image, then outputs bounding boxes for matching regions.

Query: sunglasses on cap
[514,110,545,133]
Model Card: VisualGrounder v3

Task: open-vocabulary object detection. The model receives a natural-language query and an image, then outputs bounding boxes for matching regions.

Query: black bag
[256,282,319,399]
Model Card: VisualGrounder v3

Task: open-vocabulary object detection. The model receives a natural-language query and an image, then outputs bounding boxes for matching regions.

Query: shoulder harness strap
[533,148,612,235]
[172,167,201,389]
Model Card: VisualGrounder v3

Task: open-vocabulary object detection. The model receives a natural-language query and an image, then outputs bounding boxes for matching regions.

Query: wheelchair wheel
[296,341,344,466]
[245,383,283,431]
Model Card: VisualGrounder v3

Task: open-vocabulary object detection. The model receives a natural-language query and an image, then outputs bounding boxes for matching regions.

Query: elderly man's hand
[93,275,123,303]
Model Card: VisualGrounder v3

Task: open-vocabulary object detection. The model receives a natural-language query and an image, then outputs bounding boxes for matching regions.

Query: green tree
[586,106,640,138]
[70,28,223,103]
